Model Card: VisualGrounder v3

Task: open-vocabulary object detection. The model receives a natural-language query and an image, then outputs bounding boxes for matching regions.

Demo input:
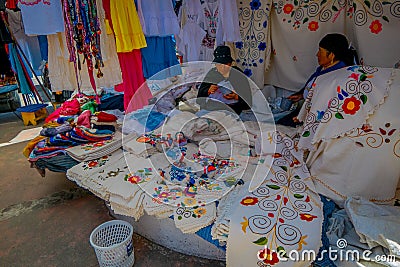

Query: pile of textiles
[24,92,125,176]
[66,132,136,162]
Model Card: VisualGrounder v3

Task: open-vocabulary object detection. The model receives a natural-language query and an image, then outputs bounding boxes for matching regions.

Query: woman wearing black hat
[197,45,252,115]
[277,33,357,127]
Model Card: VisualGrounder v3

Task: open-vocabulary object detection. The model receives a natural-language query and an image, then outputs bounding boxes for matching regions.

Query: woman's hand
[223,92,239,101]
[207,85,218,95]
[287,93,303,102]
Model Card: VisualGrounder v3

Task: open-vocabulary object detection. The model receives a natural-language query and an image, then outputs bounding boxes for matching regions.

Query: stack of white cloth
[173,202,217,234]
[66,132,136,161]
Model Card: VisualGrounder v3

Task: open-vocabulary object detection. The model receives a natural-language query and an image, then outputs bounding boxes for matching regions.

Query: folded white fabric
[66,132,136,161]
[173,202,216,234]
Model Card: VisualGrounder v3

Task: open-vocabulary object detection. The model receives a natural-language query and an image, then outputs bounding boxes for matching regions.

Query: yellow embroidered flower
[183,198,197,207]
[193,207,207,216]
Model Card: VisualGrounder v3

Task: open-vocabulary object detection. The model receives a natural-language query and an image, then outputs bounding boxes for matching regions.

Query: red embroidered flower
[308,21,319,31]
[361,123,373,132]
[88,161,98,168]
[94,142,104,147]
[127,175,141,184]
[258,248,280,265]
[283,4,294,14]
[158,192,170,198]
[300,213,318,222]
[369,20,382,34]
[240,197,259,206]
[342,96,361,115]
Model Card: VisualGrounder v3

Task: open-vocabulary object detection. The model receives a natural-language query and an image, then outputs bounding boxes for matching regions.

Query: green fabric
[81,101,97,113]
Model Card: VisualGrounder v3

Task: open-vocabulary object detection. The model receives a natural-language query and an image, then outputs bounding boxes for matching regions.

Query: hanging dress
[109,0,147,52]
[47,0,122,92]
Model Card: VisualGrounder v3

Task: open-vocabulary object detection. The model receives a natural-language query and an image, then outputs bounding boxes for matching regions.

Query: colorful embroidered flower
[240,196,259,206]
[369,20,382,34]
[88,161,98,168]
[235,42,243,49]
[183,198,197,206]
[300,213,318,222]
[250,0,261,10]
[244,68,253,77]
[283,3,294,14]
[258,248,280,265]
[193,207,207,216]
[342,96,361,115]
[308,21,319,31]
[127,175,141,184]
[158,192,170,198]
[258,42,267,51]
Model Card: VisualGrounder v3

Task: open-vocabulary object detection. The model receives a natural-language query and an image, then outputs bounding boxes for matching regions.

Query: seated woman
[277,33,356,127]
[197,45,252,115]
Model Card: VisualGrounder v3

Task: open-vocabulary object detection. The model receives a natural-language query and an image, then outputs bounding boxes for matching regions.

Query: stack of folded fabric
[67,126,114,143]
[66,132,136,161]
[173,203,217,234]
[91,111,119,132]
[66,149,126,199]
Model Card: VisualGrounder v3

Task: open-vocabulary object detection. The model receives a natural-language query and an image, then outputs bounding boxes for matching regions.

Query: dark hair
[319,33,357,66]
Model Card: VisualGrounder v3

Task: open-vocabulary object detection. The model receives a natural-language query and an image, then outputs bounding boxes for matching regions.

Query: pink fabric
[76,110,91,128]
[115,51,152,112]
[102,0,151,112]
[45,99,81,123]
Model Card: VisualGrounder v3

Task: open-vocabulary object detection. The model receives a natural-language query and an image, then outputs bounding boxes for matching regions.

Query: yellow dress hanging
[110,0,147,52]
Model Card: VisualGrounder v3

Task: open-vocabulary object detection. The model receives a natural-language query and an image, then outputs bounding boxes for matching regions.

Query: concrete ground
[0,111,225,267]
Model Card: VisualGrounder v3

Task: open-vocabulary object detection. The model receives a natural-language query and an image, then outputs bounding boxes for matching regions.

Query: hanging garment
[141,36,181,79]
[109,0,147,52]
[18,0,64,35]
[136,0,180,36]
[215,0,240,46]
[47,0,122,92]
[115,50,152,112]
[199,0,219,61]
[6,10,42,76]
[176,0,206,62]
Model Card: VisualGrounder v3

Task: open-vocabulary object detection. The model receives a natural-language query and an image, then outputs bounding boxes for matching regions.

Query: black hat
[213,46,234,64]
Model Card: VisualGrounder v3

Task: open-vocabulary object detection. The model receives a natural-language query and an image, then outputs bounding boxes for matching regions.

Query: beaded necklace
[62,0,103,101]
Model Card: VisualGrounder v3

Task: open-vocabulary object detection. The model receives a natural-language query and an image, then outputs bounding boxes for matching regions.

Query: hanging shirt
[18,0,64,36]
[136,0,180,36]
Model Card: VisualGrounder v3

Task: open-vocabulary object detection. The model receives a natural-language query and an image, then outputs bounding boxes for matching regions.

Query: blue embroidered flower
[235,42,243,49]
[259,58,264,63]
[244,68,253,77]
[250,0,261,10]
[258,42,267,51]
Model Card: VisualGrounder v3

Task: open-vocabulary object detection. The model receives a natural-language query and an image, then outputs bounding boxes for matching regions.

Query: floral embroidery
[300,213,318,222]
[369,19,383,34]
[176,205,207,220]
[234,0,271,79]
[82,139,113,151]
[342,96,361,115]
[124,168,153,184]
[240,196,259,206]
[307,21,319,31]
[348,122,400,158]
[283,3,294,14]
[82,156,109,170]
[273,0,395,33]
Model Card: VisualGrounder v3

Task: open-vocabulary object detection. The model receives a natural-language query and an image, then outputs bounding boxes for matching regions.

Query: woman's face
[316,47,333,68]
[215,63,232,76]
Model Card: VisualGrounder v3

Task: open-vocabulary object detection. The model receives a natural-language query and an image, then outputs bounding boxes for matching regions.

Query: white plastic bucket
[89,220,134,267]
